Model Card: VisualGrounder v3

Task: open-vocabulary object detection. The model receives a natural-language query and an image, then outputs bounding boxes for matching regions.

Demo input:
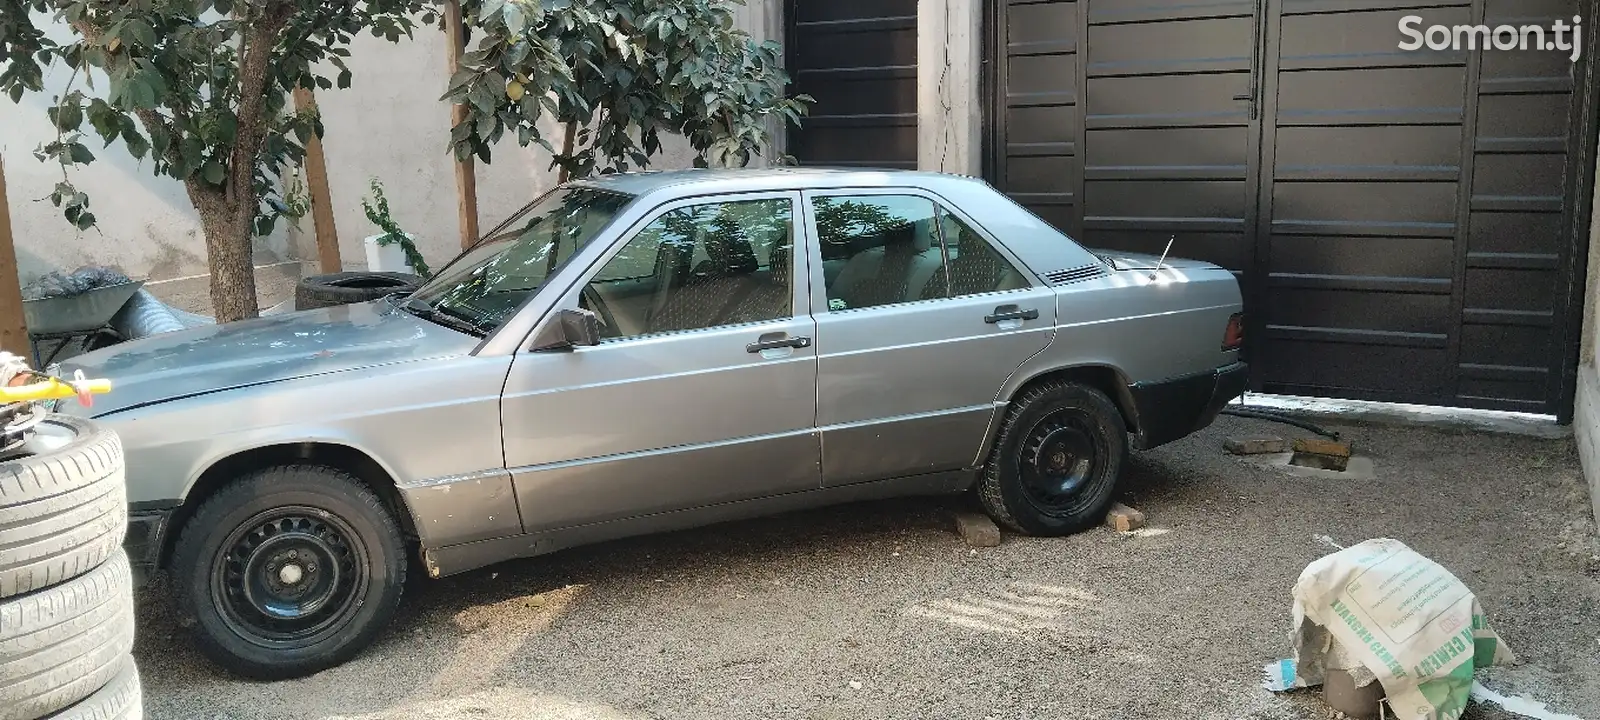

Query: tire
[0,415,126,599]
[169,465,407,679]
[42,656,140,720]
[0,551,136,720]
[294,272,423,311]
[976,381,1128,536]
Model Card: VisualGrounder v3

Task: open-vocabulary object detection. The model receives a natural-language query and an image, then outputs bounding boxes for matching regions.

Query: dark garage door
[786,0,918,169]
[988,0,1594,416]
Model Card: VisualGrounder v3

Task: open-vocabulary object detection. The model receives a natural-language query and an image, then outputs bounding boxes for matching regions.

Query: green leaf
[502,5,526,35]
[126,76,157,110]
[74,211,96,230]
[203,160,225,185]
[468,80,500,116]
[123,127,149,159]
[127,20,156,48]
[148,124,171,160]
[255,214,277,236]
[68,143,94,164]
[337,69,352,89]
[214,113,237,144]
[55,101,83,132]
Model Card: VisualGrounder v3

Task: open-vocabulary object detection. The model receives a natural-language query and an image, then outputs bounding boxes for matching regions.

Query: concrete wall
[918,0,983,176]
[1,1,782,310]
[1574,108,1600,528]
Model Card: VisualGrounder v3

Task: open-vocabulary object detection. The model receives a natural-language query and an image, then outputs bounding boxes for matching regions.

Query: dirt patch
[133,417,1600,720]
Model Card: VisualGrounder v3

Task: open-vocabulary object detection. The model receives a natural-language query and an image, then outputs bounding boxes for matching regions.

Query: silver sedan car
[58,168,1247,679]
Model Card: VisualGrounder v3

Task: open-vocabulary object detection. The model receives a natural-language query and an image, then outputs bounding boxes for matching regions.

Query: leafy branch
[361,178,430,276]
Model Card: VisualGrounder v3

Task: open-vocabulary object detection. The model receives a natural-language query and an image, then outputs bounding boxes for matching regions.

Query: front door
[500,191,821,532]
[806,190,1058,487]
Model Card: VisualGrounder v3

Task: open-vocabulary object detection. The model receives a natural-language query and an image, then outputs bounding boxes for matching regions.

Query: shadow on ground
[132,417,1600,720]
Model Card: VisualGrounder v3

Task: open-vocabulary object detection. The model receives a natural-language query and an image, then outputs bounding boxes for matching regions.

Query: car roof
[570,166,989,197]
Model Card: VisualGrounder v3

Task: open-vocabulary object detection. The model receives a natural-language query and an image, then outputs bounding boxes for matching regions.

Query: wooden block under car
[1105,503,1146,532]
[953,511,1002,547]
[1224,436,1289,455]
[1292,438,1352,458]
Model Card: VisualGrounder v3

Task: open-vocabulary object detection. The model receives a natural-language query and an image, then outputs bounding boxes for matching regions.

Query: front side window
[581,198,794,340]
[401,187,635,336]
[814,195,949,312]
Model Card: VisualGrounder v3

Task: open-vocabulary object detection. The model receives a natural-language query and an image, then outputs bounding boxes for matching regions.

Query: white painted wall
[1,1,783,292]
[0,13,293,287]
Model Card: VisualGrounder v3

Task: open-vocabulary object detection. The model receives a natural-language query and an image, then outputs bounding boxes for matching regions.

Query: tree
[1,0,438,321]
[1,0,809,323]
[444,0,810,181]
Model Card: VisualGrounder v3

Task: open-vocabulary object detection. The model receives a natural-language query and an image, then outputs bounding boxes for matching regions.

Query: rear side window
[813,195,949,312]
[935,209,1031,297]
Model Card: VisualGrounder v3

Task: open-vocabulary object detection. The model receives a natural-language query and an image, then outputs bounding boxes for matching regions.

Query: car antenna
[1148,235,1174,282]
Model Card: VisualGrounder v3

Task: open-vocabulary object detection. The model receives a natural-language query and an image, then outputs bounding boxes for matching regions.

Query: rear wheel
[170,465,406,679]
[977,381,1127,536]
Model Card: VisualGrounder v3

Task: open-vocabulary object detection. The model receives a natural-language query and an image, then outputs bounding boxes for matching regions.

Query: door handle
[984,306,1040,324]
[746,334,811,353]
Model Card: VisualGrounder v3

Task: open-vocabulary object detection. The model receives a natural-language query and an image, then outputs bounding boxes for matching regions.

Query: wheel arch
[158,441,420,569]
[1002,364,1141,434]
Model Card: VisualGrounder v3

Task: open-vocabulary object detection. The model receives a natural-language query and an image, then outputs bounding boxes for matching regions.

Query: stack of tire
[1,415,141,720]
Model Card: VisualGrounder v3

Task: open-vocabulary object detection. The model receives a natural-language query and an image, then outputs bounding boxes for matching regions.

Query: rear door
[805,189,1058,487]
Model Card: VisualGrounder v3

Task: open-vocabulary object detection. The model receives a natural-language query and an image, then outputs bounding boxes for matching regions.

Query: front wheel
[976,381,1128,536]
[170,465,407,679]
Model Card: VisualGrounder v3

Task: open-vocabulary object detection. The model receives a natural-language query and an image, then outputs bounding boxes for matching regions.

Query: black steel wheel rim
[1017,409,1106,517]
[212,507,368,648]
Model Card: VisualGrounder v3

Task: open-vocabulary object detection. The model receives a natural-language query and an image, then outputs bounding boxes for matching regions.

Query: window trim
[529,189,808,349]
[801,187,1039,317]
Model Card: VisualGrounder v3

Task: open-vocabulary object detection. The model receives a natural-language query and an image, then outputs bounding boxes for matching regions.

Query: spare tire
[295,272,423,311]
[0,414,125,599]
[0,550,136,720]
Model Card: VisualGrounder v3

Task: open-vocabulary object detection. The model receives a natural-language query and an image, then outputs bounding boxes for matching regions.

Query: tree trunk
[557,122,576,183]
[189,184,259,322]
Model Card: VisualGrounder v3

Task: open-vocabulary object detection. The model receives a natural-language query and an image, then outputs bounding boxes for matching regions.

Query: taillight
[1223,313,1245,351]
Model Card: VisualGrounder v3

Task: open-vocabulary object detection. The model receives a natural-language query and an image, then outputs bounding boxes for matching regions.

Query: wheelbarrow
[24,280,145,367]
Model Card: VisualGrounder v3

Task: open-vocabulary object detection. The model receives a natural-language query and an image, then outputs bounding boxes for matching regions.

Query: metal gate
[785,0,918,169]
[987,0,1597,417]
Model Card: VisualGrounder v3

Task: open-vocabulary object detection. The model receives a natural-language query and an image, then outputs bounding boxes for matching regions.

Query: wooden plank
[292,88,343,273]
[444,0,480,250]
[0,154,28,357]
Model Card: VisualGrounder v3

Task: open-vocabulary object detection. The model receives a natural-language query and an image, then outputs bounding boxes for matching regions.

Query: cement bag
[1264,538,1516,720]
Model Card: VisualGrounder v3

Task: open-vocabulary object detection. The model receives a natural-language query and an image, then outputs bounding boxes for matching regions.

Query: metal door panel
[986,0,1594,415]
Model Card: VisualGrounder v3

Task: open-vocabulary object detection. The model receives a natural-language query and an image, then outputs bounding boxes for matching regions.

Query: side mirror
[530,308,603,352]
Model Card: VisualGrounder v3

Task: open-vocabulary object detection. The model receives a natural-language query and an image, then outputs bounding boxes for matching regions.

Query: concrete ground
[131,416,1600,720]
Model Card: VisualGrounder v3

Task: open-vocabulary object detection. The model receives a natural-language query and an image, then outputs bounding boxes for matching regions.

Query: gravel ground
[132,416,1600,720]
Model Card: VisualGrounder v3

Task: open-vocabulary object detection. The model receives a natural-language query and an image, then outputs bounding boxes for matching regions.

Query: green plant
[1,0,810,322]
[445,0,813,179]
[279,169,311,222]
[361,178,430,277]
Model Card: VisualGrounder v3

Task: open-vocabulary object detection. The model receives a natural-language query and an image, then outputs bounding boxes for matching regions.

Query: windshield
[402,187,635,335]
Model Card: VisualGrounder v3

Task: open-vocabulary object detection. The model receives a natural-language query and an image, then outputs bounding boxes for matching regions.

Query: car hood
[1089,249,1216,271]
[57,298,483,417]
